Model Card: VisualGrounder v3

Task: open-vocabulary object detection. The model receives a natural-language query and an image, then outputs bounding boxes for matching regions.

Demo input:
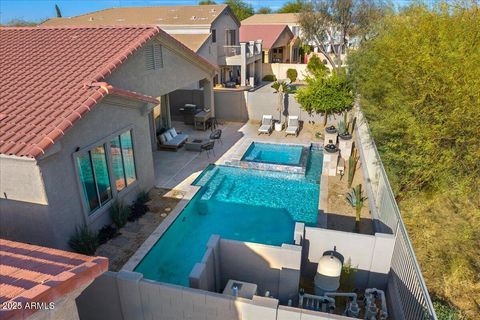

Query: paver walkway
[95,188,184,271]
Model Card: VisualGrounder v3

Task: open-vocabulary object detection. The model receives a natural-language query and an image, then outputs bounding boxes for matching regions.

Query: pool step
[194,166,219,187]
[200,175,227,201]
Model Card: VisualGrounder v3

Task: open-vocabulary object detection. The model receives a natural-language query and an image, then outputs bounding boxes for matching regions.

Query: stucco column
[240,42,247,86]
[256,40,263,81]
[201,78,215,116]
[165,94,171,128]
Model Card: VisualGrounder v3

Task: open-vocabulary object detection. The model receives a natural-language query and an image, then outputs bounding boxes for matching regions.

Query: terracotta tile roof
[0,239,107,320]
[241,13,299,25]
[0,26,161,158]
[170,33,210,52]
[41,4,238,27]
[240,25,293,49]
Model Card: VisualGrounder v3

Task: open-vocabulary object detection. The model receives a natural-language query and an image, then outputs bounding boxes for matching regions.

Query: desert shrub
[69,225,98,255]
[97,225,119,245]
[286,68,298,83]
[262,74,277,82]
[128,202,148,222]
[433,298,465,320]
[136,190,150,204]
[110,201,130,228]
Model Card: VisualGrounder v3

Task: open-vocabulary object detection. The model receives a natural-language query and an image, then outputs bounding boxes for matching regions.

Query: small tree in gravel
[346,184,367,233]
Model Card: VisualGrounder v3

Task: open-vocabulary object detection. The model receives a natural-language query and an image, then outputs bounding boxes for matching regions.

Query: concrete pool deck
[153,120,324,189]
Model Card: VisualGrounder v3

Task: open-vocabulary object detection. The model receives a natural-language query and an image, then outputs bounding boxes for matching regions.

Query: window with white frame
[76,130,137,215]
[225,29,236,46]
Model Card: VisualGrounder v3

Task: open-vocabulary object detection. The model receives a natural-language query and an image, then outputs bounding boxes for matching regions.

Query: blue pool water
[134,149,323,286]
[241,142,304,166]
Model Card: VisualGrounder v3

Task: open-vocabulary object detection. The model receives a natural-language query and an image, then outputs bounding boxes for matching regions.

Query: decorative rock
[165,208,171,212]
[160,213,167,218]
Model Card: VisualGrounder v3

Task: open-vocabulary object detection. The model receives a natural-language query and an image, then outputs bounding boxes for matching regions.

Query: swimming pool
[134,148,323,286]
[241,142,304,166]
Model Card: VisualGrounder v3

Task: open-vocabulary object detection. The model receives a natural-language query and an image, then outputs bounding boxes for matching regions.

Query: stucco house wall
[212,12,240,66]
[107,36,214,98]
[0,35,215,250]
[41,99,154,248]
[197,36,217,66]
[0,99,154,249]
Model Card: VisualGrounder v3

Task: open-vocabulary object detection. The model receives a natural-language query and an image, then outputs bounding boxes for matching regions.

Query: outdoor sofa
[158,128,188,151]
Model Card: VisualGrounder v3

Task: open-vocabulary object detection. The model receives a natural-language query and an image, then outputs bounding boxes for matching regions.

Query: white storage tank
[314,254,342,295]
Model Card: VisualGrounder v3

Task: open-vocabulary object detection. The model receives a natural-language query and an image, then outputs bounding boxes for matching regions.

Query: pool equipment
[325,292,360,317]
[314,253,342,295]
[364,288,388,320]
[299,290,336,313]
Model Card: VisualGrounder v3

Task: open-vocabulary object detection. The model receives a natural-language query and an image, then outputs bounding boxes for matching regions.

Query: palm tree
[271,80,289,125]
[346,184,367,233]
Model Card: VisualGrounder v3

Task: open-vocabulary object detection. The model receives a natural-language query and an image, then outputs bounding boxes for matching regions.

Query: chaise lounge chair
[158,128,188,151]
[258,115,273,135]
[285,116,300,137]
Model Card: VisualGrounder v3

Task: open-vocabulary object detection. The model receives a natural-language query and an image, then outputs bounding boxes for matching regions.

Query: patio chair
[285,116,300,137]
[200,140,215,159]
[258,115,273,135]
[209,129,222,145]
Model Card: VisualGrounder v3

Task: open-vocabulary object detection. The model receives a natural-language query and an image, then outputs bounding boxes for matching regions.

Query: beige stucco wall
[212,12,239,66]
[0,155,47,204]
[37,99,154,249]
[107,36,214,97]
[27,282,91,320]
[197,37,217,66]
[1,99,155,249]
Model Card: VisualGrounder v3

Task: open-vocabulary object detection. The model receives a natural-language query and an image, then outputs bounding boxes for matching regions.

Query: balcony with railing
[223,40,262,66]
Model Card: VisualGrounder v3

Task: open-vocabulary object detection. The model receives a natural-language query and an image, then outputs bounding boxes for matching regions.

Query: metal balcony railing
[224,43,262,58]
[354,109,437,319]
[224,45,241,57]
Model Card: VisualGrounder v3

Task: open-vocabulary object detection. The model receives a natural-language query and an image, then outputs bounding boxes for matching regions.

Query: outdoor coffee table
[185,139,209,151]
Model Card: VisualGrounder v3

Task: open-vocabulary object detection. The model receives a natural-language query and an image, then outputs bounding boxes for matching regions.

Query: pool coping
[122,139,328,273]
[221,139,312,174]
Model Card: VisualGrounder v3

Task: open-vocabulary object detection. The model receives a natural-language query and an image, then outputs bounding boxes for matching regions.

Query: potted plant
[346,184,367,233]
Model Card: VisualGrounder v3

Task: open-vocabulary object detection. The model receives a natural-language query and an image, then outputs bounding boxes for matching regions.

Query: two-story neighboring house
[0,26,216,250]
[242,13,302,37]
[242,13,350,68]
[42,4,263,88]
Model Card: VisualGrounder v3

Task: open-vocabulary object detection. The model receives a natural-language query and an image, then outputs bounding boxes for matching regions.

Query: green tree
[55,4,62,17]
[286,68,298,83]
[257,7,272,14]
[199,0,216,4]
[3,18,39,26]
[277,0,306,13]
[224,0,254,21]
[348,3,479,317]
[306,55,328,78]
[299,0,387,69]
[296,69,354,126]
